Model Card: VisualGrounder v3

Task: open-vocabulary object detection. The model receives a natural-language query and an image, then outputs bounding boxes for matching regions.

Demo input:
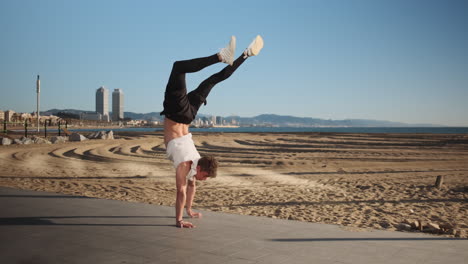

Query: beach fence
[2,120,68,137]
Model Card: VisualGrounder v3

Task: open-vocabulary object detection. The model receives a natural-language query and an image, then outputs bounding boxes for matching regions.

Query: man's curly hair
[198,156,218,178]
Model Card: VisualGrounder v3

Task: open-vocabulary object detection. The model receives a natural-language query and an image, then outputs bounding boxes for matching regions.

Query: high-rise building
[5,110,15,122]
[96,86,109,121]
[216,116,223,125]
[112,88,124,121]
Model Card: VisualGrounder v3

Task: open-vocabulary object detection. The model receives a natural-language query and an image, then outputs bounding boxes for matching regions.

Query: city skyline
[0,1,467,126]
[0,103,461,128]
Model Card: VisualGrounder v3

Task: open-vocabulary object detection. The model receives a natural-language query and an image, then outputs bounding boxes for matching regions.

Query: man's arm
[186,180,202,218]
[175,161,194,228]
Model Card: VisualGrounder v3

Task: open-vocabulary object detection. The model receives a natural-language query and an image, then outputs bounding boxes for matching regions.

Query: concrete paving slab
[0,187,466,264]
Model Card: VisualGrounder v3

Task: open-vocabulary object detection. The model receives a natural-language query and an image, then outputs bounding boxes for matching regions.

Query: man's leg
[187,54,247,109]
[165,54,220,95]
[164,36,236,95]
[161,54,221,122]
[187,35,264,110]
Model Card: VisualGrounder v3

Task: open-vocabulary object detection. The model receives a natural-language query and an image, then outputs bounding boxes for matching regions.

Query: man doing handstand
[161,35,264,228]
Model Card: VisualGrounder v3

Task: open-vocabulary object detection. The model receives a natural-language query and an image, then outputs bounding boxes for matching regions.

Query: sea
[68,126,468,134]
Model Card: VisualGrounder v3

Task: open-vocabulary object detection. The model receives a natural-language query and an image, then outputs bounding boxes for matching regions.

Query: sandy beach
[0,131,467,237]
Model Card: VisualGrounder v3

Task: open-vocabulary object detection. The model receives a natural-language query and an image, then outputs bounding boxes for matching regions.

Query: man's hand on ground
[187,210,202,218]
[176,220,195,228]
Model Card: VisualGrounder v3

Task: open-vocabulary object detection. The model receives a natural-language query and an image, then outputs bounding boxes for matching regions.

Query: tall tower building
[96,86,109,116]
[112,88,124,121]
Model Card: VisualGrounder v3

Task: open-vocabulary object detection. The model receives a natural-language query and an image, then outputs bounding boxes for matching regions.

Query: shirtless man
[161,35,264,228]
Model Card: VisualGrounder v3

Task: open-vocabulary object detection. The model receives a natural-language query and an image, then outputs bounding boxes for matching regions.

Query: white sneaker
[219,36,236,66]
[244,35,264,58]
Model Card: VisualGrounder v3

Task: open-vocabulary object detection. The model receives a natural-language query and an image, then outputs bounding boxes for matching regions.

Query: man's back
[164,118,190,146]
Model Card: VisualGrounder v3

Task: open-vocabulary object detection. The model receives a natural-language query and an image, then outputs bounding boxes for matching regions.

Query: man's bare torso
[164,118,190,146]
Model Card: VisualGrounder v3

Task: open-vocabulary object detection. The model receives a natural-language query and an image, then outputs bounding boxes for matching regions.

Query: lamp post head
[36,75,40,93]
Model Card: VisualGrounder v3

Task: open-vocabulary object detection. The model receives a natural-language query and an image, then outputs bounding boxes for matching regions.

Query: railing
[2,120,68,137]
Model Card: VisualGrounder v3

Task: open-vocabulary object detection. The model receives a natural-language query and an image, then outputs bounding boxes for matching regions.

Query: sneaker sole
[228,36,236,65]
[249,35,264,56]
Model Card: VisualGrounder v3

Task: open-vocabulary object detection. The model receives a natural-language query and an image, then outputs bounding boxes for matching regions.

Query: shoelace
[220,46,233,63]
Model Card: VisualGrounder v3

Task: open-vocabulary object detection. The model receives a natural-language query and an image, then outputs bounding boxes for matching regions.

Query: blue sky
[1,0,467,126]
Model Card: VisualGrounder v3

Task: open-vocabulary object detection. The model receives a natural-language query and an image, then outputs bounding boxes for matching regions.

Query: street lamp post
[36,75,40,132]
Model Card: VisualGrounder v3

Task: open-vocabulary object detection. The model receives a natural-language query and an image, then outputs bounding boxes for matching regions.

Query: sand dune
[1,131,467,237]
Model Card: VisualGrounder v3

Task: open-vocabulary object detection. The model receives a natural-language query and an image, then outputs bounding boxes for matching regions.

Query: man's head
[195,156,218,181]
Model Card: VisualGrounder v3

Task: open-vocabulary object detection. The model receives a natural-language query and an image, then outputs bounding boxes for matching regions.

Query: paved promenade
[0,187,466,264]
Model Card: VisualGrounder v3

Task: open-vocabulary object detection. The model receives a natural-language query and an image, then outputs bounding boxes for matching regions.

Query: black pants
[161,54,246,124]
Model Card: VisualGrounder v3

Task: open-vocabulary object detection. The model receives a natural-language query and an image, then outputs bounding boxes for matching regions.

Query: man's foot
[219,36,236,66]
[243,35,264,58]
[177,220,195,228]
[187,209,202,218]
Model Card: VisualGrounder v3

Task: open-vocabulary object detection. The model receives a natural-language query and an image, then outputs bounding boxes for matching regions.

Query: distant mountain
[44,109,439,127]
[44,109,94,115]
[225,114,414,127]
[123,112,161,121]
[43,109,163,121]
